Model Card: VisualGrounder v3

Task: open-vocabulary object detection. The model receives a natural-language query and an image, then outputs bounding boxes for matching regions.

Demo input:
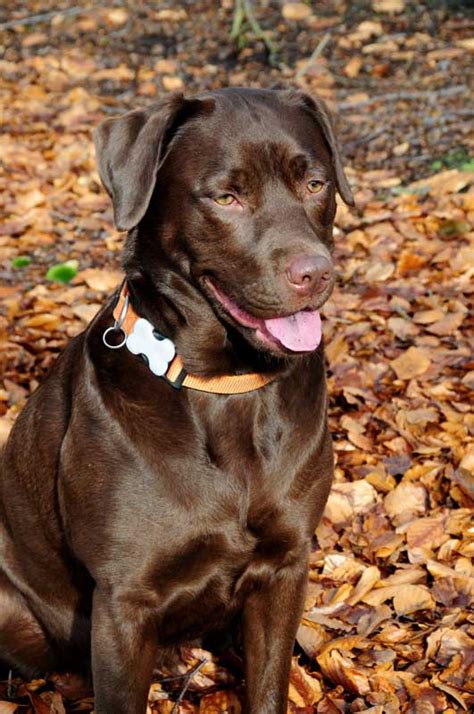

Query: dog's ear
[93,94,214,231]
[285,90,355,207]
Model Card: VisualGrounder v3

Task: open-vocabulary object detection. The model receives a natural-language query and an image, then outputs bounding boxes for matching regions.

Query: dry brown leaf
[297,622,330,657]
[199,691,241,713]
[372,0,405,13]
[431,676,468,710]
[343,57,363,78]
[362,585,401,606]
[347,566,381,605]
[322,553,365,581]
[413,309,446,325]
[456,37,474,51]
[384,481,427,524]
[392,584,435,614]
[162,76,185,91]
[77,268,123,292]
[282,3,312,21]
[289,659,323,706]
[426,627,473,665]
[387,316,418,339]
[365,261,395,281]
[105,8,129,24]
[378,568,426,587]
[408,169,474,196]
[390,346,431,380]
[397,251,427,276]
[356,604,392,636]
[405,516,449,552]
[22,313,62,330]
[0,416,14,445]
[71,304,101,323]
[319,634,370,656]
[0,704,19,714]
[427,311,466,336]
[324,479,378,525]
[317,649,370,695]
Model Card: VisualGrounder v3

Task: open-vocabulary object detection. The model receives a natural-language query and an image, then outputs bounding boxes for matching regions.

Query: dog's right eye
[214,194,236,206]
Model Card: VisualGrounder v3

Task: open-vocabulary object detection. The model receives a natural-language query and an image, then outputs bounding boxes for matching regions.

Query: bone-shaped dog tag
[126,318,176,376]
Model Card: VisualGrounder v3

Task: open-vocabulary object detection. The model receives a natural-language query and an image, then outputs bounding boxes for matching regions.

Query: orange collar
[104,283,277,395]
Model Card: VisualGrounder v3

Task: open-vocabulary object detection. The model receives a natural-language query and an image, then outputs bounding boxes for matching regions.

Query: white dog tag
[126,318,176,376]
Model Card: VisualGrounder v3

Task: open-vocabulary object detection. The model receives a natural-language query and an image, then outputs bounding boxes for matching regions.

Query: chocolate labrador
[0,87,354,713]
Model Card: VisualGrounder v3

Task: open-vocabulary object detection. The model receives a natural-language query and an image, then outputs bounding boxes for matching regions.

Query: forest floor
[0,1,473,712]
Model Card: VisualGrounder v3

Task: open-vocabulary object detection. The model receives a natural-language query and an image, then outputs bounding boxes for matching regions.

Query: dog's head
[94,88,353,367]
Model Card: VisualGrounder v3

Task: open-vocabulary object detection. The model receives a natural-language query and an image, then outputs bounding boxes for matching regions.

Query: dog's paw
[126,318,175,376]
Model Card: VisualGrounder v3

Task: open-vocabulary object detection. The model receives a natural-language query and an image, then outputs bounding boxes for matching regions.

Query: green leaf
[439,220,470,237]
[11,255,32,268]
[46,260,78,284]
[431,150,473,172]
[461,159,474,172]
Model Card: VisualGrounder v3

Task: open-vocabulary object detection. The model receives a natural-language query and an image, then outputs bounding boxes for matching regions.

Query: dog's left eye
[215,194,236,206]
[307,180,325,194]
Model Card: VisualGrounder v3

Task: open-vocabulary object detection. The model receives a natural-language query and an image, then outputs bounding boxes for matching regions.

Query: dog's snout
[285,255,332,295]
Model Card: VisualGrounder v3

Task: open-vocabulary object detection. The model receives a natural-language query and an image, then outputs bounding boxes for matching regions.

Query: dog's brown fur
[0,88,353,713]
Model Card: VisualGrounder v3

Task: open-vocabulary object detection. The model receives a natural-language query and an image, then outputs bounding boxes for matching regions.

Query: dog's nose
[286,255,332,295]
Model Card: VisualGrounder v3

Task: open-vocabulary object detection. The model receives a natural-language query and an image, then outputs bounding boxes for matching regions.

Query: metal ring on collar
[115,294,129,329]
[102,326,127,350]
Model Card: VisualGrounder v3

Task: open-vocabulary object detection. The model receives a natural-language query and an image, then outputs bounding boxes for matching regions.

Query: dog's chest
[149,503,303,644]
[143,422,309,642]
[87,383,321,643]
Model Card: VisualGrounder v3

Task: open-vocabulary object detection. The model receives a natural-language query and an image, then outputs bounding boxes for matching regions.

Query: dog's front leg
[242,560,308,714]
[91,588,157,714]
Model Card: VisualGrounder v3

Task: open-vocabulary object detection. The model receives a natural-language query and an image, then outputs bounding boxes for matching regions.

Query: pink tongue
[264,310,322,351]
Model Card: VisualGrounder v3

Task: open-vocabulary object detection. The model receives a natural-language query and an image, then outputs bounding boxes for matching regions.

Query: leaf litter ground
[0,1,473,712]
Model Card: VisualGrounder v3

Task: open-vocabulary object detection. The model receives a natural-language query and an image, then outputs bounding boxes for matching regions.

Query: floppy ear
[93,94,214,231]
[286,90,355,207]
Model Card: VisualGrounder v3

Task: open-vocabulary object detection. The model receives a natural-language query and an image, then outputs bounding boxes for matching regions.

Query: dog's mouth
[204,278,322,353]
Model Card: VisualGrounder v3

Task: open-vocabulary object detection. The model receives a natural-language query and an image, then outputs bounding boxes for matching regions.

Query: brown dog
[0,88,353,713]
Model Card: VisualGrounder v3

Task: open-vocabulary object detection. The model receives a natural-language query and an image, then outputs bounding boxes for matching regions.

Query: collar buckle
[162,367,187,390]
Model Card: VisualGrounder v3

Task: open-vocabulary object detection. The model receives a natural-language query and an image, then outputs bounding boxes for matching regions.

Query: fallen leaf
[199,691,241,713]
[317,649,370,695]
[390,346,431,380]
[347,566,381,605]
[397,251,427,275]
[289,659,323,706]
[384,481,427,524]
[324,480,378,525]
[392,584,435,614]
[0,704,19,713]
[365,261,395,281]
[77,268,123,292]
[71,304,101,323]
[344,57,363,78]
[282,3,312,21]
[372,0,406,13]
[426,311,465,336]
[297,623,330,657]
[22,313,62,330]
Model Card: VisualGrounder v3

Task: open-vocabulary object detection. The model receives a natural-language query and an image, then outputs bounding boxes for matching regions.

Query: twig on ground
[230,0,278,65]
[0,7,84,31]
[7,670,13,699]
[230,0,245,41]
[338,85,467,110]
[343,127,387,149]
[295,33,331,80]
[171,658,208,714]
